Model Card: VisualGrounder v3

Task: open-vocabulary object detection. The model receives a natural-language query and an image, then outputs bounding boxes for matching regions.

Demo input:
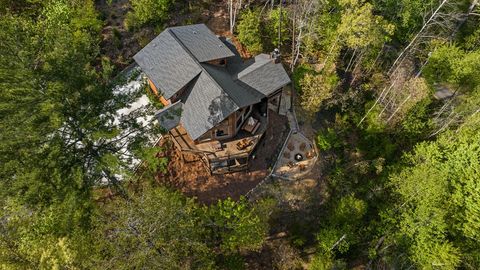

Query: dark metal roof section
[180,72,239,140]
[170,24,235,62]
[237,54,291,97]
[155,101,183,131]
[201,63,264,108]
[133,31,201,99]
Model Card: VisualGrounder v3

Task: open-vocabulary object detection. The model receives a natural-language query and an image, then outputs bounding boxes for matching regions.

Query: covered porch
[169,103,269,174]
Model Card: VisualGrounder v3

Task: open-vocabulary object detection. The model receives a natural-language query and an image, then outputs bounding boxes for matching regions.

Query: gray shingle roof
[237,54,291,96]
[170,24,235,62]
[133,31,201,99]
[201,63,263,108]
[155,101,183,131]
[133,25,291,140]
[180,72,239,140]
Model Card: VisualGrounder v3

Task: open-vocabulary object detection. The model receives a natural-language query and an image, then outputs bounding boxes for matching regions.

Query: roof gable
[155,101,183,131]
[133,31,201,99]
[237,54,291,96]
[180,72,239,140]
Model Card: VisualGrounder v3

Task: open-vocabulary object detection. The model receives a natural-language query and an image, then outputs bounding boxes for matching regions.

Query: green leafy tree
[337,0,394,50]
[0,198,96,269]
[0,0,162,206]
[94,188,215,269]
[371,0,438,43]
[205,197,271,253]
[237,9,264,54]
[299,72,339,116]
[266,7,290,48]
[125,0,175,30]
[384,113,480,269]
[426,45,480,91]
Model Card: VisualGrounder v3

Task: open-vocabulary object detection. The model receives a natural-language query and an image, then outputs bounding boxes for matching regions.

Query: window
[215,128,229,138]
[269,96,278,105]
[236,117,243,129]
[227,159,236,166]
[236,157,248,165]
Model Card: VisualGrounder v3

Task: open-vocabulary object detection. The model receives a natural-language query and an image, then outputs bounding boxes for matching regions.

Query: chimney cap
[271,48,281,63]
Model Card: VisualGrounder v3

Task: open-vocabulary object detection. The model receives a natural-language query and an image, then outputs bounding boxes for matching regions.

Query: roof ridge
[201,62,265,100]
[236,54,272,79]
[168,28,240,108]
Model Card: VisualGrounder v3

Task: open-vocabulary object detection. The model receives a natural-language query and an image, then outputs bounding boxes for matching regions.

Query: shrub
[125,0,175,30]
[316,128,341,151]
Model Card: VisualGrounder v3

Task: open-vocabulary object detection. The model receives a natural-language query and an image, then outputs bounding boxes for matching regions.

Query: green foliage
[95,187,215,269]
[0,0,104,205]
[385,113,480,269]
[309,252,335,270]
[315,195,367,255]
[145,82,165,109]
[125,0,174,30]
[237,9,263,54]
[101,56,115,82]
[316,128,341,151]
[205,197,270,253]
[337,0,394,49]
[399,98,433,142]
[221,253,246,270]
[266,7,290,48]
[423,44,480,91]
[371,0,438,43]
[299,72,339,116]
[0,198,95,269]
[292,64,315,89]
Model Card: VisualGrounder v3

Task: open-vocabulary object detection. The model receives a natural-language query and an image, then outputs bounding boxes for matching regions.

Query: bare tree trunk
[330,234,347,250]
[386,94,411,122]
[388,0,449,75]
[357,78,397,126]
[228,0,243,34]
[450,0,479,40]
[345,48,358,73]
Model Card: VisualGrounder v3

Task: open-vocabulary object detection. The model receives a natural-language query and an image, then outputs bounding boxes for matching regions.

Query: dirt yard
[96,0,234,71]
[156,111,289,204]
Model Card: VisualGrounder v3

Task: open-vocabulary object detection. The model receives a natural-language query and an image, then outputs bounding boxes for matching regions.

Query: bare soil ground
[96,0,242,71]
[156,111,289,204]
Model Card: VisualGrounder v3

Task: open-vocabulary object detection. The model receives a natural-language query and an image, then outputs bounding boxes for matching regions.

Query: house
[133,24,291,174]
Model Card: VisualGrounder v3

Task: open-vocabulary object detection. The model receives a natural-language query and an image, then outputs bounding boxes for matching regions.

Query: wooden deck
[169,113,268,162]
[170,126,200,152]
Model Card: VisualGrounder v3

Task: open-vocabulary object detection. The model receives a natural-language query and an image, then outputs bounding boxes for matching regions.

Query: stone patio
[273,131,318,180]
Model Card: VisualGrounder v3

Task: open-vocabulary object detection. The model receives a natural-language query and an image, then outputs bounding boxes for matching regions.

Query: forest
[0,0,479,269]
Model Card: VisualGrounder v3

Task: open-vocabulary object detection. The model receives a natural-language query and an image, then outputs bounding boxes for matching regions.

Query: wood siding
[148,78,171,106]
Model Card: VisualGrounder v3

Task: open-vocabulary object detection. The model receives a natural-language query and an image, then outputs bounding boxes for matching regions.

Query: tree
[228,0,243,33]
[423,44,480,91]
[125,0,175,30]
[0,198,95,269]
[237,9,264,54]
[266,7,290,48]
[384,113,480,269]
[205,197,271,253]
[94,188,215,269]
[337,0,394,50]
[0,0,162,206]
[299,72,339,116]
